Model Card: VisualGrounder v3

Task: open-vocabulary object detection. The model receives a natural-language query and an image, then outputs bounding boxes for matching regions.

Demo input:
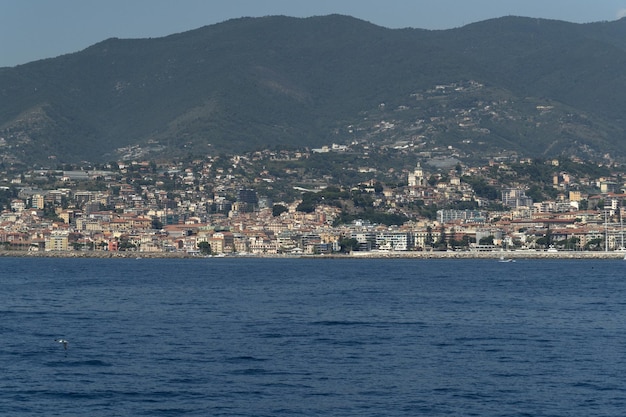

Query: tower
[408,163,425,187]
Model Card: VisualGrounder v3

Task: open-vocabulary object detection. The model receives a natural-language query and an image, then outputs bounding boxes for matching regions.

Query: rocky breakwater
[0,250,197,259]
[1,250,625,260]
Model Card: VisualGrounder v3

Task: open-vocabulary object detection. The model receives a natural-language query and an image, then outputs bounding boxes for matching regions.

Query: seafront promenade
[1,250,625,260]
[343,250,626,260]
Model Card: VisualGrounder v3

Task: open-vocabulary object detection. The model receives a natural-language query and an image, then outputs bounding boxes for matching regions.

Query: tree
[565,237,580,250]
[296,200,316,213]
[461,176,499,200]
[425,226,434,247]
[339,237,359,253]
[351,190,374,208]
[436,225,447,249]
[479,235,494,245]
[449,232,472,250]
[556,237,580,250]
[526,185,545,203]
[535,236,550,247]
[272,204,288,217]
[585,237,603,251]
[118,240,136,251]
[151,218,163,230]
[42,203,63,222]
[198,241,212,255]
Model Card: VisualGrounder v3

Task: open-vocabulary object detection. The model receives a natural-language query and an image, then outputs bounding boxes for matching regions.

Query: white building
[376,231,410,251]
[408,163,426,187]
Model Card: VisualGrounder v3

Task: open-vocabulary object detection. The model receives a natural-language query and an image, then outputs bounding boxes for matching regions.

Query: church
[408,163,426,187]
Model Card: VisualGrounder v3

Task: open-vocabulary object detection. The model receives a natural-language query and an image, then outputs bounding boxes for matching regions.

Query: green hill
[2,15,626,165]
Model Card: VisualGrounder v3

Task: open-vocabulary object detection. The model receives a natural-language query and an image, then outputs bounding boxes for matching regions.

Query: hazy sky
[2,0,626,68]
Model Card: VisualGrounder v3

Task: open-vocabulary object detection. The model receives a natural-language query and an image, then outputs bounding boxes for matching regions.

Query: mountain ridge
[2,14,626,166]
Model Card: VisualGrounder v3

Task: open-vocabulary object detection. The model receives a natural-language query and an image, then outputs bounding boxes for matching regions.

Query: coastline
[1,250,625,260]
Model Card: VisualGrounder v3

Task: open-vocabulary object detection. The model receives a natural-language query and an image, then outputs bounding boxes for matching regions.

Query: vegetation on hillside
[2,15,626,166]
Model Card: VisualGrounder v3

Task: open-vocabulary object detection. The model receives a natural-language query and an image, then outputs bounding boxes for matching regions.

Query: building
[32,194,45,209]
[351,231,377,251]
[408,163,426,187]
[437,209,486,224]
[376,231,410,251]
[45,231,69,251]
[476,228,503,245]
[10,199,25,212]
[502,188,533,208]
[237,188,259,212]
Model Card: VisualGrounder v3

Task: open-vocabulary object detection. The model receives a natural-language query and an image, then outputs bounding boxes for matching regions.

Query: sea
[2,257,626,416]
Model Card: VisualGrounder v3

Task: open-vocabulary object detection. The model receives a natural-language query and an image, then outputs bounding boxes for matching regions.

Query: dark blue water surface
[2,257,626,416]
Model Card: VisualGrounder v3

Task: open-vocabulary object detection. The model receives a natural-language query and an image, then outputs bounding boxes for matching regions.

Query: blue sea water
[1,257,626,416]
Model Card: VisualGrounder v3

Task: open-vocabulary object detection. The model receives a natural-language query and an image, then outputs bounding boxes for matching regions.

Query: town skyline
[2,138,626,258]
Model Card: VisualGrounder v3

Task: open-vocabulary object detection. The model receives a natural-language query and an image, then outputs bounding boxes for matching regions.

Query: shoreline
[1,250,625,260]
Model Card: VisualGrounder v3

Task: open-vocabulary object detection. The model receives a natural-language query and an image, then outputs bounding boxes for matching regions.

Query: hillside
[1,14,626,166]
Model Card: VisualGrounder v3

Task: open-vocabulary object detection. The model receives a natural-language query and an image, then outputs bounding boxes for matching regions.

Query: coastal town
[2,135,626,259]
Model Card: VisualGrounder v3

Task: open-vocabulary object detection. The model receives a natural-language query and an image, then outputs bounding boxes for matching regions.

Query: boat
[499,256,515,263]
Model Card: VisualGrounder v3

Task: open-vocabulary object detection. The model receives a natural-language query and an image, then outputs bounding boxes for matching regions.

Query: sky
[2,0,626,68]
